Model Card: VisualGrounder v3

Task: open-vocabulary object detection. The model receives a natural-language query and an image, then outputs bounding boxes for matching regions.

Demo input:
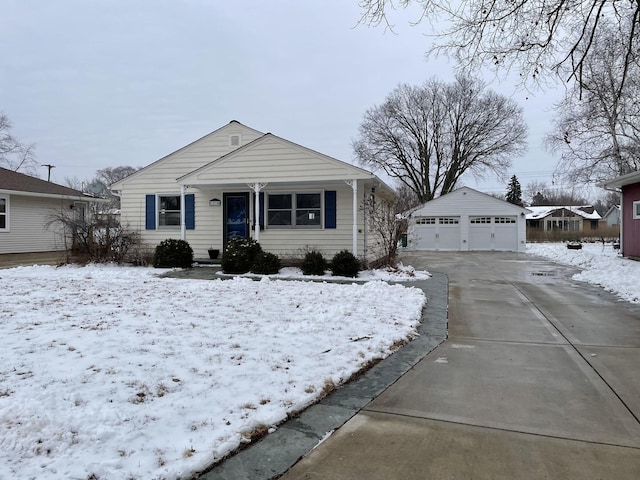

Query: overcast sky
[1,0,568,196]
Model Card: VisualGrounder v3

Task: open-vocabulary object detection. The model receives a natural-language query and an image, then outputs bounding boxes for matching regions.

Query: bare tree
[547,21,640,184]
[358,0,640,93]
[0,112,38,175]
[353,76,527,202]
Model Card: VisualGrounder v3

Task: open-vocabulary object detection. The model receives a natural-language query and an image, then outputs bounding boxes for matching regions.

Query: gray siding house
[0,167,93,256]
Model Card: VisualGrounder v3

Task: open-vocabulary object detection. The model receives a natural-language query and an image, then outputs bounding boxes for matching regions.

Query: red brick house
[602,171,640,259]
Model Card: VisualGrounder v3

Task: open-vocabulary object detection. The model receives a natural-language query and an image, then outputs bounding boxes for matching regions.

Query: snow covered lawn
[527,242,640,304]
[0,265,426,480]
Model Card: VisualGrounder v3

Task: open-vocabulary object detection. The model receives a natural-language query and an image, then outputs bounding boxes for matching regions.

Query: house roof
[110,120,264,189]
[176,131,394,195]
[0,167,88,198]
[602,205,620,219]
[600,170,640,189]
[526,205,602,220]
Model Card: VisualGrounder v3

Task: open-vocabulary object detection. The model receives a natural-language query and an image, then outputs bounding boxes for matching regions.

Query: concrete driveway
[281,252,640,479]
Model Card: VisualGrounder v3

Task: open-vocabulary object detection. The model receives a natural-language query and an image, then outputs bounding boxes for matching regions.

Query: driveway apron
[281,252,640,480]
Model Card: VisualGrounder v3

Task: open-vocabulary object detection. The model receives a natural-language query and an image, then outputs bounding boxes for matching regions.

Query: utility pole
[41,164,55,181]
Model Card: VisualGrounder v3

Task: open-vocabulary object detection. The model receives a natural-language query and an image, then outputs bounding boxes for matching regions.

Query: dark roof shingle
[0,167,86,197]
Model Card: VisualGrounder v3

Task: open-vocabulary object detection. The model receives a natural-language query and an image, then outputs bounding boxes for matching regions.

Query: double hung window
[159,195,181,226]
[267,193,321,228]
[0,196,7,231]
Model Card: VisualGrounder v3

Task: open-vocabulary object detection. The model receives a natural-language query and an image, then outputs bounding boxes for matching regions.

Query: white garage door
[413,217,460,251]
[469,216,518,251]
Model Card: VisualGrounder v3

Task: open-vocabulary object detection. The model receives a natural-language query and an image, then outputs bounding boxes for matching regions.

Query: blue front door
[224,193,249,243]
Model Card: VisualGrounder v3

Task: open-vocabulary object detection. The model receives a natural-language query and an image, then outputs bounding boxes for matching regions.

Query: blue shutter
[145,195,156,230]
[325,191,336,229]
[259,192,264,229]
[185,194,195,230]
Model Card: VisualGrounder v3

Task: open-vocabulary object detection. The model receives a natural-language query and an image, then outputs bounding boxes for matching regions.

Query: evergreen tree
[505,175,523,206]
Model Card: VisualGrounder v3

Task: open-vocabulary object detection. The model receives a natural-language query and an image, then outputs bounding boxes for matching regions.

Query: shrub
[221,237,262,274]
[251,251,281,275]
[301,250,327,276]
[152,239,194,268]
[330,250,361,278]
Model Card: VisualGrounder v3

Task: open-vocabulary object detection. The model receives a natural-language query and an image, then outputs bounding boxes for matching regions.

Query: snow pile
[527,243,640,304]
[0,264,426,480]
[217,263,431,282]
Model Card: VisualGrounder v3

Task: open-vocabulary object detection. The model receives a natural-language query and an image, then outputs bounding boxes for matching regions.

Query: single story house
[526,206,601,232]
[110,121,394,263]
[405,187,530,252]
[601,205,621,227]
[601,171,640,258]
[0,167,99,256]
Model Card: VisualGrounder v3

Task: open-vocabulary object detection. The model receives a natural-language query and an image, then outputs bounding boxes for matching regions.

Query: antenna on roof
[41,164,55,182]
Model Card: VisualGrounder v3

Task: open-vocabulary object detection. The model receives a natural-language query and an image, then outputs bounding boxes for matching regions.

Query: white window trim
[266,191,324,230]
[633,201,640,219]
[157,193,182,229]
[0,195,9,232]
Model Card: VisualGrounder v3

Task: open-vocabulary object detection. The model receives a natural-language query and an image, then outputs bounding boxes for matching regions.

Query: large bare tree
[547,20,640,184]
[0,112,37,175]
[353,76,527,202]
[358,0,640,93]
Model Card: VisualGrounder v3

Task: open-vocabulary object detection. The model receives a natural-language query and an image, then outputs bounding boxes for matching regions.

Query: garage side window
[634,201,640,219]
[0,196,8,231]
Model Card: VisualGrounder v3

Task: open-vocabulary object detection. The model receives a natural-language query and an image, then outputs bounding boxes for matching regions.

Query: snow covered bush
[152,239,194,268]
[301,250,327,276]
[221,237,262,274]
[251,251,281,274]
[330,250,361,277]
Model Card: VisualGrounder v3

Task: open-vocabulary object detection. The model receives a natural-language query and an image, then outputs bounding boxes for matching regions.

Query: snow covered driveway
[0,265,426,480]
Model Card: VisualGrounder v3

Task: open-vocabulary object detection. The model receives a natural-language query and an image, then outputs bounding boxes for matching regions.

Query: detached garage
[406,187,530,252]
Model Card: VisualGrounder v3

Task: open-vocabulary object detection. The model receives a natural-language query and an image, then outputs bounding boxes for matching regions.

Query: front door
[223,193,250,244]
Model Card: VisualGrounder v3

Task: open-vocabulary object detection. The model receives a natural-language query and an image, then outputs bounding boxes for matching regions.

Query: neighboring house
[110,121,394,263]
[526,206,601,232]
[0,167,97,255]
[405,187,530,252]
[601,171,640,258]
[601,205,621,227]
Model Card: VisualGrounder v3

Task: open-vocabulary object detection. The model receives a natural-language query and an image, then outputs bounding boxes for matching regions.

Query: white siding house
[110,121,394,263]
[0,167,97,255]
[406,187,530,252]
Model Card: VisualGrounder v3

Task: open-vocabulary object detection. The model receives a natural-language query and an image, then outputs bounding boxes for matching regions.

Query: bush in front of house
[330,250,361,278]
[251,251,281,275]
[152,239,194,268]
[301,250,327,276]
[221,237,262,274]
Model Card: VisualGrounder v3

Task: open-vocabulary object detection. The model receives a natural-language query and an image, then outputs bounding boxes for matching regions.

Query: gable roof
[0,167,87,198]
[110,120,264,189]
[602,205,620,219]
[176,131,387,186]
[409,186,530,216]
[600,170,640,190]
[525,205,601,220]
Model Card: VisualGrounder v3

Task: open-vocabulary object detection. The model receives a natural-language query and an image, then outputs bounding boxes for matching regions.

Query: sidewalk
[197,272,449,479]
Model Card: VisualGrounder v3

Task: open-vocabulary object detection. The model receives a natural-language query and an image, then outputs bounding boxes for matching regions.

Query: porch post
[180,185,186,240]
[249,183,267,242]
[345,179,358,256]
